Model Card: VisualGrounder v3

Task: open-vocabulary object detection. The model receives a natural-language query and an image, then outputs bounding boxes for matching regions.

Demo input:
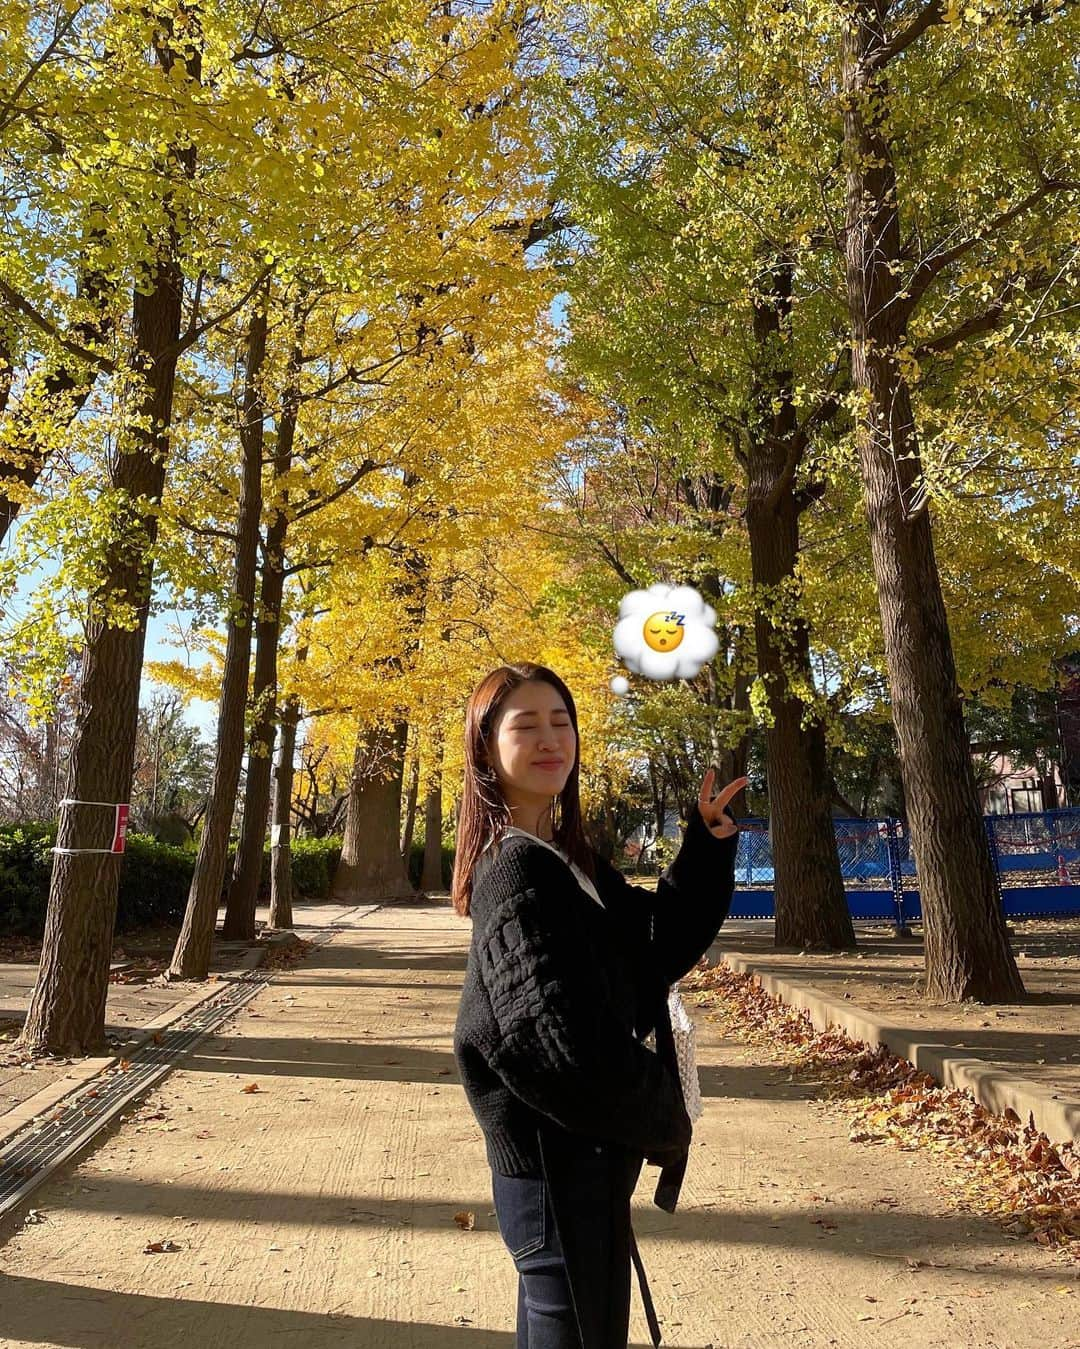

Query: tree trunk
[400,726,421,864]
[746,254,853,950]
[698,577,752,819]
[38,718,58,810]
[330,721,414,902]
[222,533,286,938]
[222,320,301,938]
[420,726,445,892]
[169,296,267,977]
[841,3,1022,1000]
[268,636,308,929]
[19,36,199,1053]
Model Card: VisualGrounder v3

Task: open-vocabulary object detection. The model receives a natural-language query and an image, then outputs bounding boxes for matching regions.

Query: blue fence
[725,808,1080,925]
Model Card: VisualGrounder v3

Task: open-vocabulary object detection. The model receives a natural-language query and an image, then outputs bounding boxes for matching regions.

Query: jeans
[490,1139,641,1349]
[491,1165,579,1348]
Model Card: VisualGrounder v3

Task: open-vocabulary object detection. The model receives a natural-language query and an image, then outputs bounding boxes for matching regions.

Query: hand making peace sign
[698,768,749,840]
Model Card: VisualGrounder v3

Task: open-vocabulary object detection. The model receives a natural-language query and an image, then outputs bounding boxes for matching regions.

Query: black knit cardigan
[453,803,739,1177]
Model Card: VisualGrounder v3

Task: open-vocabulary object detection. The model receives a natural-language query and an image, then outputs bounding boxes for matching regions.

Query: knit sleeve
[473,870,691,1159]
[596,803,739,985]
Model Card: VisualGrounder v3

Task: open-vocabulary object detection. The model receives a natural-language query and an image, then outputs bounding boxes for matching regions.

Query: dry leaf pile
[260,936,315,970]
[0,936,43,964]
[110,956,168,984]
[684,961,1080,1262]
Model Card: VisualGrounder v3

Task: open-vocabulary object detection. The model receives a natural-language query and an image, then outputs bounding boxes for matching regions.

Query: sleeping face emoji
[611,583,719,690]
[643,611,685,653]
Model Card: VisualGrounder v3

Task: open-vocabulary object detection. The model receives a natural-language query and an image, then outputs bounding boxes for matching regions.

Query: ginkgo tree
[539,0,1078,995]
[540,0,861,948]
[286,309,576,904]
[9,0,557,1050]
[837,0,1079,999]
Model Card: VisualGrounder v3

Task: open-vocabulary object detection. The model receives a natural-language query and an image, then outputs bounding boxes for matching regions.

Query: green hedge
[0,822,197,936]
[0,823,633,935]
[0,824,351,937]
[288,835,343,899]
[406,839,453,889]
[0,823,54,935]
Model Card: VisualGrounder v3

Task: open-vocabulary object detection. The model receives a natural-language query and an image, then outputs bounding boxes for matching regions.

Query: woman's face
[489,681,577,812]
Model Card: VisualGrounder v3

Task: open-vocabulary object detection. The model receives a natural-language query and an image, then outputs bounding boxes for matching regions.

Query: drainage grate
[0,908,374,1220]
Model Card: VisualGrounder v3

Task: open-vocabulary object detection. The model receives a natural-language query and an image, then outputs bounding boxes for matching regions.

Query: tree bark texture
[223,332,300,938]
[400,726,421,870]
[222,537,286,938]
[169,297,267,977]
[268,635,308,929]
[330,721,414,903]
[746,253,854,950]
[420,725,445,893]
[841,2,1022,999]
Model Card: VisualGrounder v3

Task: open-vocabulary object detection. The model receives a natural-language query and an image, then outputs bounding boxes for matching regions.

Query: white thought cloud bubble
[611,583,718,691]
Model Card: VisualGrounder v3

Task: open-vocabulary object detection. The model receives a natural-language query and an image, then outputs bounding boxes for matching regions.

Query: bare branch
[912,267,1056,358]
[0,5,85,134]
[868,0,1076,72]
[168,264,275,360]
[493,212,575,252]
[868,0,944,71]
[173,515,239,543]
[905,180,1070,313]
[289,457,385,521]
[0,278,116,373]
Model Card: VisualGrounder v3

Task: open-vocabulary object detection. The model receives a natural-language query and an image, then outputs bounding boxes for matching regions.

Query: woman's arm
[473,858,692,1159]
[595,802,739,985]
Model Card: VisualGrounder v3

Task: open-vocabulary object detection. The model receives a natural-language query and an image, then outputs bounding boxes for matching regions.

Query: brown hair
[451,662,597,917]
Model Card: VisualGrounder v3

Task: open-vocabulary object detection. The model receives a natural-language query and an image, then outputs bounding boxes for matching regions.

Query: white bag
[643,982,703,1123]
[668,983,703,1122]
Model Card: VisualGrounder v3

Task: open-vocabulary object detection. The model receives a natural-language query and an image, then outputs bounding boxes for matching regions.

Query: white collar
[483,827,603,907]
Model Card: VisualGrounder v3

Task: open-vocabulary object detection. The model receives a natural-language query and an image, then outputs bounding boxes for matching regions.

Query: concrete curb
[0,943,266,1153]
[714,948,1080,1150]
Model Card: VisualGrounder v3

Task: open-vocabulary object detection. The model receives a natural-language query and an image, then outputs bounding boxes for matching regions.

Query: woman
[452,662,745,1348]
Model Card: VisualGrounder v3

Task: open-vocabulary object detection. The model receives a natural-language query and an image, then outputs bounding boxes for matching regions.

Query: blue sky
[4,526,219,737]
[143,603,219,735]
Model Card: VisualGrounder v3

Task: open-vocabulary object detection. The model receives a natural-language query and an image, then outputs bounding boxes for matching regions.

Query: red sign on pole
[111,804,130,854]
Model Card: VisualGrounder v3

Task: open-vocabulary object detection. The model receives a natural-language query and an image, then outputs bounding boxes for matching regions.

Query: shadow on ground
[0,1275,520,1348]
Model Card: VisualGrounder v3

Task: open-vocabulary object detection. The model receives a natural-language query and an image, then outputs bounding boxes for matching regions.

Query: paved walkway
[0,904,364,1117]
[0,905,1076,1347]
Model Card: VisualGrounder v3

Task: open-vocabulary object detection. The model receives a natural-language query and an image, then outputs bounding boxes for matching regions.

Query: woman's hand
[697,769,749,839]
